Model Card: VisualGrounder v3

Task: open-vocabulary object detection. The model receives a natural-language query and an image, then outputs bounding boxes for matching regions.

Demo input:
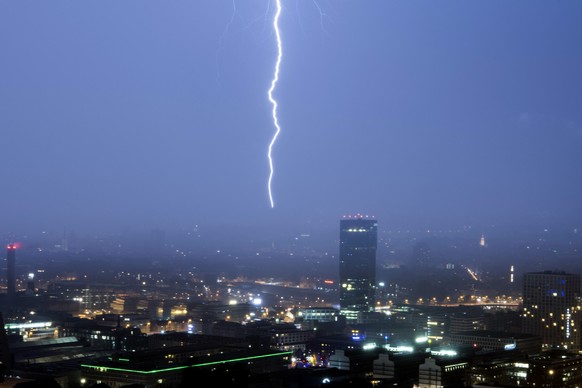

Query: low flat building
[470,349,582,387]
[446,330,541,355]
[81,348,292,388]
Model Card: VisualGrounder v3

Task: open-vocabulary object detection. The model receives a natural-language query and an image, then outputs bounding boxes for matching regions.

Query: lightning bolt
[267,0,283,208]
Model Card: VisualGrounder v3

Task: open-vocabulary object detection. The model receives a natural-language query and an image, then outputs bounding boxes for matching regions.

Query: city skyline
[0,1,581,236]
[1,3,581,383]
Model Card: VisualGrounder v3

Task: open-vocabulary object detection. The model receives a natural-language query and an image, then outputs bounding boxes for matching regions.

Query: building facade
[446,330,542,354]
[470,350,582,387]
[522,271,581,351]
[339,216,378,323]
[418,357,469,388]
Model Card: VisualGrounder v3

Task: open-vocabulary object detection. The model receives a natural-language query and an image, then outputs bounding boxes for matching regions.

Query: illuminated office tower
[339,215,378,322]
[522,271,581,351]
[6,244,16,299]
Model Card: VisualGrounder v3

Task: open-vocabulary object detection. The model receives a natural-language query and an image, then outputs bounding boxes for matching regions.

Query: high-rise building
[412,242,431,268]
[522,271,581,351]
[339,215,378,322]
[6,244,16,299]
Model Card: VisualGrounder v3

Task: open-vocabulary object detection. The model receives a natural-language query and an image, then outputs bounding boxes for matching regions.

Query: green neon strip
[81,351,291,375]
[80,364,188,375]
[107,357,130,362]
[189,351,291,368]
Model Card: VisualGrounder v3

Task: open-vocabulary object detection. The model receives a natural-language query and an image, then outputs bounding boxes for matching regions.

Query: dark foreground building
[471,349,582,387]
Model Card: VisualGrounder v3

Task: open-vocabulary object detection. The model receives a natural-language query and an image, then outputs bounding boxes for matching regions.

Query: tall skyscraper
[339,215,378,322]
[6,244,16,299]
[522,271,581,351]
